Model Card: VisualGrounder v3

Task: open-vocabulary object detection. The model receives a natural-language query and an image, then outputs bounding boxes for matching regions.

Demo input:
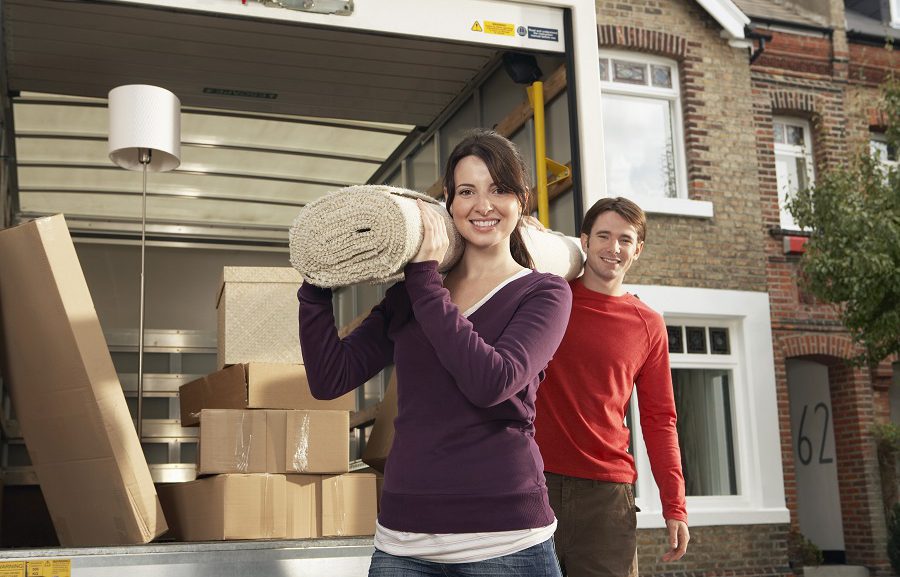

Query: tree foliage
[787,82,900,366]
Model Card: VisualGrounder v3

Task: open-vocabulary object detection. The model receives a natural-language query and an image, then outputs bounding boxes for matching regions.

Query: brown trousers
[545,472,639,577]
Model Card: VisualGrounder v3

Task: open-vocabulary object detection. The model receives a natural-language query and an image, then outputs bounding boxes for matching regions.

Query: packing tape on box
[233,412,251,473]
[262,474,275,538]
[291,412,311,472]
[330,476,347,536]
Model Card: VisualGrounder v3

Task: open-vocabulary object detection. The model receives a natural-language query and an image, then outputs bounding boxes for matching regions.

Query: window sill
[636,506,790,528]
[627,195,714,218]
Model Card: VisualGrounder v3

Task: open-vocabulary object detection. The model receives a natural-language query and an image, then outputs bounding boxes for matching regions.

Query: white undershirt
[375,268,556,563]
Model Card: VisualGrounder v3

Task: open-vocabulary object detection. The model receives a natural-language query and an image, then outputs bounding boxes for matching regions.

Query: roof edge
[695,0,751,39]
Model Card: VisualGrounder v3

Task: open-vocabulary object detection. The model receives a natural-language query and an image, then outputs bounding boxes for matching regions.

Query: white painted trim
[638,508,790,528]
[693,0,750,39]
[632,195,715,218]
[892,0,900,29]
[105,0,567,51]
[622,285,787,527]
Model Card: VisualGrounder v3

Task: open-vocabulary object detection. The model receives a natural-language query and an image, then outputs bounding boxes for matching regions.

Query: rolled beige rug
[521,226,585,281]
[289,184,585,288]
[289,185,464,288]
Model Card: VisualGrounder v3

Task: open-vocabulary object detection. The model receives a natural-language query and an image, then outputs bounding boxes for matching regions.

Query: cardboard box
[198,409,349,474]
[285,473,378,538]
[361,371,397,473]
[159,473,376,541]
[320,473,378,537]
[0,215,167,546]
[217,266,304,368]
[158,474,286,541]
[179,363,355,426]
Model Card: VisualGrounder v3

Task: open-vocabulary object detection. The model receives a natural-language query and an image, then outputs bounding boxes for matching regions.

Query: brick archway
[777,333,888,572]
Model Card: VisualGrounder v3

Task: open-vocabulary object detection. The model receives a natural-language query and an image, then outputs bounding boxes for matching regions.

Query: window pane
[776,152,808,229]
[602,94,677,198]
[613,60,646,85]
[871,139,898,163]
[773,122,785,144]
[686,326,707,354]
[785,124,805,146]
[709,327,730,355]
[599,58,609,81]
[673,368,738,496]
[667,325,684,354]
[650,64,672,88]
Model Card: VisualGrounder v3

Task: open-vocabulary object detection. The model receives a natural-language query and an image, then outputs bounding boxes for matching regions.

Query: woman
[298,129,572,576]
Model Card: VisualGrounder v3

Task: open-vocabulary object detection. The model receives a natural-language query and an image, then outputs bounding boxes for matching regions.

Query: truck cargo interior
[0,0,594,571]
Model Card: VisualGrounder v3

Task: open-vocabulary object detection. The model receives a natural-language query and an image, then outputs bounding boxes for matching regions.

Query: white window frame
[665,322,740,497]
[891,0,900,29]
[870,132,899,170]
[598,50,713,219]
[773,116,816,231]
[624,284,788,528]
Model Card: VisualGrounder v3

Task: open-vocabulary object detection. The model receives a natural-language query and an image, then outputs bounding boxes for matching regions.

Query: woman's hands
[411,199,450,264]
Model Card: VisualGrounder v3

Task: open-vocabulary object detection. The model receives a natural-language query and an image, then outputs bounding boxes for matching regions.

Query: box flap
[179,364,249,426]
[247,363,355,411]
[285,475,320,539]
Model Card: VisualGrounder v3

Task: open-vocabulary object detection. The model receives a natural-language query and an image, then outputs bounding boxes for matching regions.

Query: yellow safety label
[25,560,70,577]
[484,21,515,36]
[471,20,483,32]
[0,561,25,577]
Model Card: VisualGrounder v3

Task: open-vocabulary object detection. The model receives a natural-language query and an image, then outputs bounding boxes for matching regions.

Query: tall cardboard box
[198,409,350,474]
[179,362,355,426]
[362,371,397,473]
[158,474,286,541]
[0,215,166,546]
[217,267,303,367]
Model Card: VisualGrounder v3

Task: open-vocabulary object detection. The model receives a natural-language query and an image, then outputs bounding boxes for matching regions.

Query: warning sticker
[0,561,25,577]
[25,560,70,577]
[471,20,483,32]
[484,21,515,36]
[527,26,559,42]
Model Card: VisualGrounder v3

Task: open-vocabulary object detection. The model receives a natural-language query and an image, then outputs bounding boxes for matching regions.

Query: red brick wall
[638,524,792,577]
[751,19,896,573]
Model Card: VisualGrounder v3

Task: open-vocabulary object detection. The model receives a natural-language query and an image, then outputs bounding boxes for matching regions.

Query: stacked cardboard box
[160,267,377,541]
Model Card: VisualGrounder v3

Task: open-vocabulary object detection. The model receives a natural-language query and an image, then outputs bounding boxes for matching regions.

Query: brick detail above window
[770,90,821,116]
[597,25,686,59]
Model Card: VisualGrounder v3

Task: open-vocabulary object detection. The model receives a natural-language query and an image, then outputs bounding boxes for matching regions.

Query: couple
[298,130,689,577]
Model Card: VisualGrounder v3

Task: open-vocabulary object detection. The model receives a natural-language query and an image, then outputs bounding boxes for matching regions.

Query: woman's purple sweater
[298,260,572,533]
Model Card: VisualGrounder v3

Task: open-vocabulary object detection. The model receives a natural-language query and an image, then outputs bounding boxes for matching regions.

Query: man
[535,197,689,577]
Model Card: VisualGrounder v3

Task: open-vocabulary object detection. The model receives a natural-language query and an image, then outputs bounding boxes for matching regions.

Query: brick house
[590,0,898,576]
[744,0,899,573]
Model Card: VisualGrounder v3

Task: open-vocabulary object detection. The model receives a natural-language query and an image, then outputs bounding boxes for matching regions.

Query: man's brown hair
[580,197,646,242]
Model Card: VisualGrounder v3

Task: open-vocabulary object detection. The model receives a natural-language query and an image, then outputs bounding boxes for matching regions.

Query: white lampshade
[108,84,181,172]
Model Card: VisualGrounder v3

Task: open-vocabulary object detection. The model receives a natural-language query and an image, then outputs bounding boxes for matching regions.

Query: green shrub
[787,528,823,569]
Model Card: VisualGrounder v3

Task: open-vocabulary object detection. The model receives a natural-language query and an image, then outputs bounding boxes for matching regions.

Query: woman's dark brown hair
[443,129,535,269]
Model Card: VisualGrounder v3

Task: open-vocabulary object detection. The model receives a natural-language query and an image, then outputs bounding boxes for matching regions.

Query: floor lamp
[108,85,181,439]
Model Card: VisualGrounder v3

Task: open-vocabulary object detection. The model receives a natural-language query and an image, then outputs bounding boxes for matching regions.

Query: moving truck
[0,0,747,573]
